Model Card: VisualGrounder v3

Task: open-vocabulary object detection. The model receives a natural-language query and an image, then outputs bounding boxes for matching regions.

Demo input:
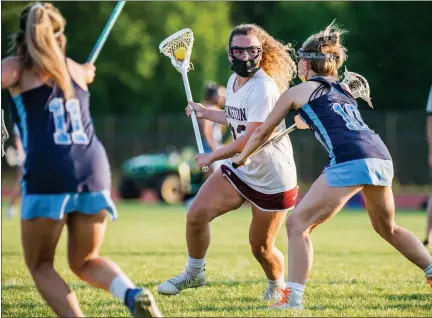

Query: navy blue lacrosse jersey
[298,76,392,166]
[9,81,111,194]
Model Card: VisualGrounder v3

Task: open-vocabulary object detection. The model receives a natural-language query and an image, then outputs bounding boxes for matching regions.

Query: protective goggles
[229,46,262,58]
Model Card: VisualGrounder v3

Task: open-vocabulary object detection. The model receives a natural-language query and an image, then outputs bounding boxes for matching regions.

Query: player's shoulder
[2,56,20,68]
[227,73,236,88]
[2,56,21,89]
[279,81,320,110]
[250,70,279,95]
[289,80,323,96]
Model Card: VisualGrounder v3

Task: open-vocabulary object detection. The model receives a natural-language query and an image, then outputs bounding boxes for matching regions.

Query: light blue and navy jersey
[298,76,392,166]
[9,81,111,194]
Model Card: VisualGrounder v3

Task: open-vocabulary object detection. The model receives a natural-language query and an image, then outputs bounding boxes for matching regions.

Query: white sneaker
[269,288,304,310]
[263,287,284,301]
[157,268,205,295]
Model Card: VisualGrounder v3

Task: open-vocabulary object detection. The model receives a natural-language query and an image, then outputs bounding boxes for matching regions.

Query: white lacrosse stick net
[159,28,194,73]
[341,67,373,108]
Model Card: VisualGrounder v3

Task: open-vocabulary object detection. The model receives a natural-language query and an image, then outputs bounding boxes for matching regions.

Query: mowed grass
[1,202,431,317]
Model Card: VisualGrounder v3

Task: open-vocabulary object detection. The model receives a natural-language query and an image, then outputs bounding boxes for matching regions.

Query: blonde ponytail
[22,3,74,100]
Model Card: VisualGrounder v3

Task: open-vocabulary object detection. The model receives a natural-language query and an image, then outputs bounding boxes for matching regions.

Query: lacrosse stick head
[341,66,373,108]
[159,28,194,73]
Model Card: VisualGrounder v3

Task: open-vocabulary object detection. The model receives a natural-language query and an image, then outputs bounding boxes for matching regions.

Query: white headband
[31,3,44,11]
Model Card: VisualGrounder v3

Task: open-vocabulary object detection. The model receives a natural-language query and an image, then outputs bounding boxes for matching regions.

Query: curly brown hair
[229,24,296,92]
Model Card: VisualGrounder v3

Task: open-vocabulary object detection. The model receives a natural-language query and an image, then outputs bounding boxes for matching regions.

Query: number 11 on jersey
[49,98,89,145]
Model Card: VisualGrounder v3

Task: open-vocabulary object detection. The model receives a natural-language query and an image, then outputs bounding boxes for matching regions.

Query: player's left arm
[1,57,20,89]
[66,58,96,85]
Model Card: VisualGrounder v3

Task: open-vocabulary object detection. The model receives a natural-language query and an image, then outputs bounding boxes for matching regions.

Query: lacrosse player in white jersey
[158,24,298,301]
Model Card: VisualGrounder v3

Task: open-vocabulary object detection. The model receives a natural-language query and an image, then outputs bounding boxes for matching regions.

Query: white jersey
[224,69,297,194]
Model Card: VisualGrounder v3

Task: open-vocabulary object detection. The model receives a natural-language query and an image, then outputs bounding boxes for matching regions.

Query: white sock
[6,205,15,217]
[286,281,305,297]
[187,256,205,275]
[109,275,135,303]
[424,264,432,276]
[268,274,285,289]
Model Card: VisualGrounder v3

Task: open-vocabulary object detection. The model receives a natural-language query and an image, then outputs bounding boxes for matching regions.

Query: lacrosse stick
[340,66,373,108]
[1,109,9,157]
[232,68,373,168]
[159,28,209,173]
[87,1,126,64]
[231,123,296,168]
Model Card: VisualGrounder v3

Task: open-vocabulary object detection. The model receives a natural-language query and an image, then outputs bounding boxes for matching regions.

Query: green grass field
[1,203,431,317]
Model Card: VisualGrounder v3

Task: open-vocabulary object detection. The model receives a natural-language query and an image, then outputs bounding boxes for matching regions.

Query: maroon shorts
[221,164,298,212]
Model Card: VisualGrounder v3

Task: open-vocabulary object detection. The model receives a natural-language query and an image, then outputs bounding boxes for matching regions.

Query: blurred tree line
[2,1,431,115]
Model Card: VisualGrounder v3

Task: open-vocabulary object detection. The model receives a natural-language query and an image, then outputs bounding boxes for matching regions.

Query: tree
[231,1,432,111]
[1,2,233,114]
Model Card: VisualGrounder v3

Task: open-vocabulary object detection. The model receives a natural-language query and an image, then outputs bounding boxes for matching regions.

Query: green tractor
[118,147,206,204]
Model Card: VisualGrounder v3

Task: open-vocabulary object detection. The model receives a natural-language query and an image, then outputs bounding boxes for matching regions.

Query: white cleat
[157,269,206,295]
[263,287,285,301]
[268,288,304,310]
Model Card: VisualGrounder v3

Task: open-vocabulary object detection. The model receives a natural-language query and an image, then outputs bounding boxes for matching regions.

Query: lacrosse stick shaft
[232,123,296,169]
[180,69,209,173]
[1,109,9,157]
[87,1,126,64]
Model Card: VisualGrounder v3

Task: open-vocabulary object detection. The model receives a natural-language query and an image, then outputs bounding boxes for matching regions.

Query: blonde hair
[301,21,348,77]
[9,2,74,100]
[229,24,296,92]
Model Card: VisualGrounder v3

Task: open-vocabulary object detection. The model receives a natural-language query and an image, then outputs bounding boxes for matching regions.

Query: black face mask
[230,57,260,78]
[229,46,261,78]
